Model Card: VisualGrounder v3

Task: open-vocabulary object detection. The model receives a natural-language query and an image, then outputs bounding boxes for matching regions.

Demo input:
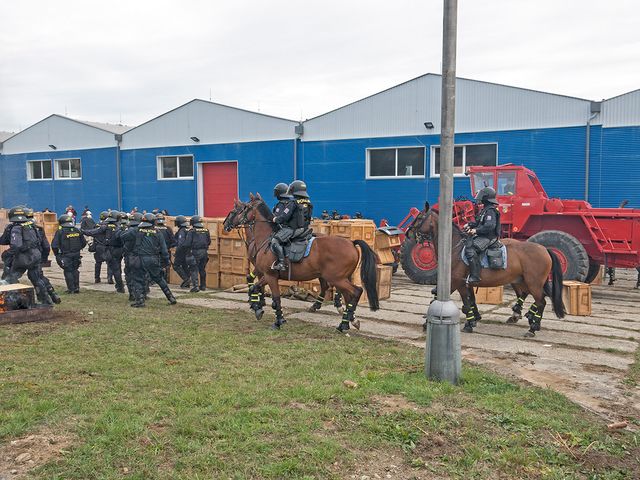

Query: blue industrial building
[1,75,639,224]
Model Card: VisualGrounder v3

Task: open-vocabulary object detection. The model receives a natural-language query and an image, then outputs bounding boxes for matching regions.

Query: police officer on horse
[270,182,296,271]
[464,187,501,283]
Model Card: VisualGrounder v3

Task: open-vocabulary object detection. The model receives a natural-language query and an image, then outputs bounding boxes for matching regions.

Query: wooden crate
[218,222,242,239]
[43,222,58,244]
[219,238,246,256]
[376,248,396,265]
[311,220,332,236]
[208,239,220,255]
[205,272,220,289]
[562,281,591,316]
[206,254,220,273]
[219,255,250,275]
[374,231,401,250]
[474,286,504,305]
[220,273,247,289]
[354,264,393,305]
[0,283,35,313]
[331,220,376,246]
[168,266,182,285]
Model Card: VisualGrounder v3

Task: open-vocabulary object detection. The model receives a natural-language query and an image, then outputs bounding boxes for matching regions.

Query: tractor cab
[467,164,549,235]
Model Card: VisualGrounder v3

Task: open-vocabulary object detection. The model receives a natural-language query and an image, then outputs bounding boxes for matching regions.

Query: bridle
[224,200,274,262]
[407,210,433,244]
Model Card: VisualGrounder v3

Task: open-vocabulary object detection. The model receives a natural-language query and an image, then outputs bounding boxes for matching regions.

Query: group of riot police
[1,206,213,308]
[270,180,313,271]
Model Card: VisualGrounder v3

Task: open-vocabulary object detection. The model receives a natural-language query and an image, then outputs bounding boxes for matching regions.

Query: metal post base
[425,299,462,384]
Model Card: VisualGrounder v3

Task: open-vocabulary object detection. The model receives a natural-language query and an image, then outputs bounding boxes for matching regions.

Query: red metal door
[202,162,238,217]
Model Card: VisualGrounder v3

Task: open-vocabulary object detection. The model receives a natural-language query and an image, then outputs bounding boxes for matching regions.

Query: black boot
[467,254,482,284]
[74,271,80,293]
[48,288,62,304]
[271,243,287,271]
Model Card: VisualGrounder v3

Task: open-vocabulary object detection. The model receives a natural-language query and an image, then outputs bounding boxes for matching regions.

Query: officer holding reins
[464,186,501,283]
[270,183,297,271]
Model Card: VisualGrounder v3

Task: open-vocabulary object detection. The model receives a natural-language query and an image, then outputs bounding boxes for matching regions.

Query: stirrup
[466,274,481,284]
[271,260,287,271]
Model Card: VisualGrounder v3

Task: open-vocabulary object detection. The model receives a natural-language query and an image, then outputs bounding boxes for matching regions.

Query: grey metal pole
[424,0,462,384]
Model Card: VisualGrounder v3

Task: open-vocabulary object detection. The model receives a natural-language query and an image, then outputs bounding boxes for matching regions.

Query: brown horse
[407,204,565,336]
[223,194,379,331]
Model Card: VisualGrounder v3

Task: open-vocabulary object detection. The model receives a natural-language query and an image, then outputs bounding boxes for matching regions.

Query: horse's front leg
[267,275,286,330]
[507,285,528,324]
[459,286,477,333]
[308,277,330,312]
[247,271,266,320]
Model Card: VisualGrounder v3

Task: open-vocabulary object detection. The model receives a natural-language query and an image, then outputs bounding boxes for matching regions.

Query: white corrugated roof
[0,131,15,142]
[70,118,133,134]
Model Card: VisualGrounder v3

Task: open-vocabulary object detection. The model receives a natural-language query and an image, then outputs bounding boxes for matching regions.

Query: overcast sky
[1,0,638,132]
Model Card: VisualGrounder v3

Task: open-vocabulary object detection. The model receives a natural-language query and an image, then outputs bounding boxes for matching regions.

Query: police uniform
[1,208,50,304]
[155,214,176,282]
[52,215,86,293]
[121,214,176,307]
[173,216,191,287]
[28,212,62,303]
[83,212,125,293]
[464,187,501,283]
[91,212,109,283]
[184,216,211,292]
[270,182,298,271]
[119,212,143,301]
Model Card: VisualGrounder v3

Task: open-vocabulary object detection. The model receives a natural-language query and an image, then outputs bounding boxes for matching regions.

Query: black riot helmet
[273,182,290,199]
[475,187,499,205]
[106,211,120,223]
[139,213,156,228]
[99,211,109,221]
[8,206,28,223]
[175,215,189,228]
[129,212,143,227]
[24,208,34,219]
[155,213,166,225]
[58,214,74,227]
[288,180,309,198]
[190,215,204,228]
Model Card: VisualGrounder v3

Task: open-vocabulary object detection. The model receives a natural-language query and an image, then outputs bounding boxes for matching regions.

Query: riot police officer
[90,211,109,283]
[185,216,211,292]
[173,215,191,288]
[270,182,297,271]
[1,207,51,304]
[120,212,143,301]
[52,214,86,293]
[464,187,501,283]
[83,211,125,293]
[25,208,62,303]
[155,213,176,282]
[121,213,176,307]
[289,180,313,233]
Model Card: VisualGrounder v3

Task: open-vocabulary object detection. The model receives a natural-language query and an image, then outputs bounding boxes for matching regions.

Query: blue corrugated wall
[590,126,640,208]
[0,147,118,215]
[121,139,295,216]
[298,126,588,224]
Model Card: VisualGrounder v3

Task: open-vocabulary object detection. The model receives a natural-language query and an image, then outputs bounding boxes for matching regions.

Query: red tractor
[399,164,640,284]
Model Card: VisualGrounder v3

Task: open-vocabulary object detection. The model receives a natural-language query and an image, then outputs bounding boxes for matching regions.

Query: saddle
[283,229,314,263]
[462,241,507,270]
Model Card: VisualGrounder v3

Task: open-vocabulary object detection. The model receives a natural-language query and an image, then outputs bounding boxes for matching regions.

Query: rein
[227,201,275,263]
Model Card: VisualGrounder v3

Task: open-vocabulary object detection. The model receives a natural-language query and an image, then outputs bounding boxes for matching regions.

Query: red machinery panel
[202,162,238,217]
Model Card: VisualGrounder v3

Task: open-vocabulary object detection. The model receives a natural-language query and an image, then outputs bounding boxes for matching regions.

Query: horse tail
[547,249,566,319]
[353,240,380,311]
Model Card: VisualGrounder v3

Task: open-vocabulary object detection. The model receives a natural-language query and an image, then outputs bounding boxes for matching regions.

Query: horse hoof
[462,325,474,333]
[308,305,319,313]
[255,308,264,321]
[422,322,427,332]
[336,321,350,333]
[271,323,280,330]
[524,330,535,338]
[351,319,360,330]
[337,306,345,315]
[506,316,519,324]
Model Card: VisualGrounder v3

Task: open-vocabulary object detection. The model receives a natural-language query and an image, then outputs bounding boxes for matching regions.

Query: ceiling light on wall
[190,136,200,142]
[424,122,434,130]
[48,144,57,150]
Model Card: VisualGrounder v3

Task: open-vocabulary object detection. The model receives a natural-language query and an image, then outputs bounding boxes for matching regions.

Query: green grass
[1,290,639,479]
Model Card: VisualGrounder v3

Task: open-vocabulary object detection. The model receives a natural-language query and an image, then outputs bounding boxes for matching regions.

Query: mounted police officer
[1,207,51,304]
[52,214,86,293]
[155,213,176,282]
[25,208,62,303]
[83,211,125,293]
[185,215,211,292]
[289,180,313,234]
[121,213,176,307]
[464,187,501,283]
[270,182,297,271]
[173,215,191,288]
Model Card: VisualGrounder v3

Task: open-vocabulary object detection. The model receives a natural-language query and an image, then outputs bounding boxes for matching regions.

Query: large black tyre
[400,239,438,284]
[584,261,601,284]
[527,230,589,281]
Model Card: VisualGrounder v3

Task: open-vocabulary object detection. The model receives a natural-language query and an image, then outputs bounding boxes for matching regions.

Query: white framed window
[431,143,497,177]
[27,160,53,180]
[55,158,82,180]
[157,155,194,180]
[366,147,425,179]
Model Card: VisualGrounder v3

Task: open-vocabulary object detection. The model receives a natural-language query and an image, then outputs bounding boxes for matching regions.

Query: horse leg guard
[461,305,475,333]
[342,303,359,330]
[249,287,264,320]
[334,292,344,314]
[524,304,543,337]
[507,296,525,324]
[472,304,481,323]
[309,294,324,312]
[271,298,286,330]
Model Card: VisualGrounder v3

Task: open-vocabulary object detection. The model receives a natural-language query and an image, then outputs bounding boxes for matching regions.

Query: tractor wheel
[584,261,601,284]
[400,239,438,284]
[527,230,589,281]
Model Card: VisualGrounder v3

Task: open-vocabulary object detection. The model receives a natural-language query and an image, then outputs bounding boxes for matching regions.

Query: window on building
[27,160,53,180]
[158,155,194,179]
[367,147,425,178]
[55,158,81,179]
[432,143,497,177]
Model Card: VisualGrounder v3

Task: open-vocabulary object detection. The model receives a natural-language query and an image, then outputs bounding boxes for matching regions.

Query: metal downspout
[115,134,123,211]
[585,102,601,203]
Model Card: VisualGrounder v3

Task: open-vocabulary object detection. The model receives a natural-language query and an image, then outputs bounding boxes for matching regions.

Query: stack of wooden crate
[374,230,399,266]
[218,223,249,289]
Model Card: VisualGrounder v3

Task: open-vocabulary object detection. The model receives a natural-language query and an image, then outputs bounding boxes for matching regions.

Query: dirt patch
[0,427,75,479]
[345,447,442,480]
[371,395,421,415]
[583,364,624,375]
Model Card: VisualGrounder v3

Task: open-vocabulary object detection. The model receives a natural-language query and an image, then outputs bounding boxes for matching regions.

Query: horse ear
[256,192,262,200]
[424,201,430,212]
[249,193,254,201]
